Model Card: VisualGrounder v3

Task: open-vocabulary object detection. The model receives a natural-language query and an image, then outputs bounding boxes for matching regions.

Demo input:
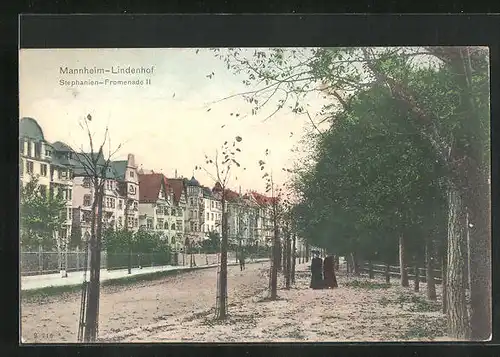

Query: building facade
[138,172,181,245]
[201,186,222,237]
[184,176,205,245]
[19,118,73,248]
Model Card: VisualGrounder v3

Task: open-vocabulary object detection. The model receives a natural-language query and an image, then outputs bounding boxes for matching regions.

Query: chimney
[175,169,177,178]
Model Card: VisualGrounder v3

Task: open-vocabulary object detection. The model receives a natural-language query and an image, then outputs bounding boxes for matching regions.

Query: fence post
[38,245,43,274]
[76,246,80,271]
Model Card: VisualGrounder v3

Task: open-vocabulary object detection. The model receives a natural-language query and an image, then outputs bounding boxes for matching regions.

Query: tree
[73,114,123,343]
[200,136,243,320]
[20,173,68,273]
[209,47,490,339]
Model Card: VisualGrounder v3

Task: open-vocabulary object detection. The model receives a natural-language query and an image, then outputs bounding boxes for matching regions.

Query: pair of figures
[310,253,338,289]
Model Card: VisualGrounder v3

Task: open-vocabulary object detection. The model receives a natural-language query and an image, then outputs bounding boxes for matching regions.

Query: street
[21,260,449,343]
[21,261,270,343]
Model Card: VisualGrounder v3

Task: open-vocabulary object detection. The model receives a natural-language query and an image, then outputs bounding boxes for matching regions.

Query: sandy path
[21,261,270,343]
[110,263,449,343]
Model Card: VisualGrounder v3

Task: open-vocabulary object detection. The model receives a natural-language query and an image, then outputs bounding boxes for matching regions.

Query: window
[118,216,123,227]
[40,164,47,177]
[207,213,210,221]
[27,142,32,157]
[164,207,170,216]
[171,223,175,230]
[35,142,41,158]
[83,194,91,206]
[176,220,182,230]
[190,198,194,205]
[133,201,138,211]
[171,208,176,216]
[27,161,34,174]
[68,189,72,200]
[189,210,193,218]
[165,222,169,229]
[45,150,51,157]
[83,177,91,188]
[129,170,134,178]
[111,198,115,208]
[147,218,153,229]
[211,213,214,221]
[211,225,214,231]
[118,200,123,209]
[68,208,72,220]
[129,184,136,194]
[157,218,164,229]
[82,211,91,222]
[134,218,138,227]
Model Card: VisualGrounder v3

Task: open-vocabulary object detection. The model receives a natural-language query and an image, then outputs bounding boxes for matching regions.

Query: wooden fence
[359,262,443,284]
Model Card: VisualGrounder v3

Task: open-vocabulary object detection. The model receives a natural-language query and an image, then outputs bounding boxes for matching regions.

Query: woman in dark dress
[310,251,324,289]
[323,255,338,288]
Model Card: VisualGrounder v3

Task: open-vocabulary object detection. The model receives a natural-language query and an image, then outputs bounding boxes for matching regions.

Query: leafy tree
[209,47,490,339]
[20,174,67,251]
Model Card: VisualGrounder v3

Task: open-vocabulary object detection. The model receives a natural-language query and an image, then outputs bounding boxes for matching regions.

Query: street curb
[21,259,269,299]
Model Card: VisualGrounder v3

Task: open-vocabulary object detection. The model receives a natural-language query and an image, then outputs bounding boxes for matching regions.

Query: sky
[19,48,326,194]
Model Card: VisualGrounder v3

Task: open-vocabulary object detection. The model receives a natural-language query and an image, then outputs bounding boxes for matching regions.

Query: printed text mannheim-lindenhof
[59,65,155,87]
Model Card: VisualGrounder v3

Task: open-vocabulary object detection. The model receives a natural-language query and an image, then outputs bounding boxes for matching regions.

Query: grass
[400,316,446,340]
[396,293,441,312]
[344,279,391,290]
[378,292,441,313]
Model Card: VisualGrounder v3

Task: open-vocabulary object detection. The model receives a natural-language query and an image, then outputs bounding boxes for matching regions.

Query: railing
[20,250,106,276]
[359,261,443,284]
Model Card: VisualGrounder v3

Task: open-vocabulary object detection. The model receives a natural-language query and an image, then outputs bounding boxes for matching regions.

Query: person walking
[239,250,246,271]
[323,254,338,288]
[310,251,323,289]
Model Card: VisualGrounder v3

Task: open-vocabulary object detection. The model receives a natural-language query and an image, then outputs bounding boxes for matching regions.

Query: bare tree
[200,136,242,320]
[72,114,123,343]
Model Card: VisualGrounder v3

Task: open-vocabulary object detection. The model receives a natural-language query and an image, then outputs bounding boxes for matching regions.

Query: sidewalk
[21,258,268,291]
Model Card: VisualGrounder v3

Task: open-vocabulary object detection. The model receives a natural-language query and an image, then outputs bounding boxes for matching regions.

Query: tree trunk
[414,262,420,292]
[385,261,390,283]
[334,256,339,271]
[285,234,291,289]
[270,217,279,299]
[399,235,409,287]
[305,242,309,263]
[291,234,296,284]
[442,250,448,314]
[368,259,374,279]
[352,252,360,276]
[425,238,437,301]
[446,184,470,339]
[218,200,228,319]
[84,186,104,342]
[466,170,491,340]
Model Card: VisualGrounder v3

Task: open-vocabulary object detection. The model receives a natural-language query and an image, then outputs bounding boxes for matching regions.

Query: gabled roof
[250,191,277,206]
[224,188,240,202]
[51,141,72,152]
[138,173,169,203]
[167,178,187,205]
[111,160,128,181]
